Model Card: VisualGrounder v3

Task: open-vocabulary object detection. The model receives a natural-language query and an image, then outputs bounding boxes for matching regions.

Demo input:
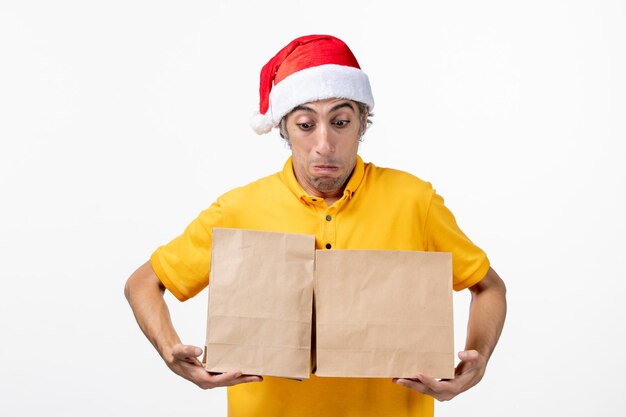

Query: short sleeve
[423,190,490,291]
[150,199,225,301]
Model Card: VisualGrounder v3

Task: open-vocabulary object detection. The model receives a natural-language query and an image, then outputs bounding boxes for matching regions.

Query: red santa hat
[251,34,375,135]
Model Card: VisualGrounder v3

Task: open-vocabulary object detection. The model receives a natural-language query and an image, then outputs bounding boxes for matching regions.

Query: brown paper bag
[314,249,454,379]
[204,228,315,380]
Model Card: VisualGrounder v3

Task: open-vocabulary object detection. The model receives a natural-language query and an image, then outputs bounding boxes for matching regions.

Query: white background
[1,1,625,416]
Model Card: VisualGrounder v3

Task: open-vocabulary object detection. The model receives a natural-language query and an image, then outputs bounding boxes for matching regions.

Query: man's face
[285,98,362,200]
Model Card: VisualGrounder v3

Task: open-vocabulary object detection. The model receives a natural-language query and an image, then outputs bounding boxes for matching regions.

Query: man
[125,34,506,416]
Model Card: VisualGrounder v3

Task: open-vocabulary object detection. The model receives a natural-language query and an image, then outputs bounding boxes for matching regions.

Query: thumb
[458,350,479,362]
[172,344,203,359]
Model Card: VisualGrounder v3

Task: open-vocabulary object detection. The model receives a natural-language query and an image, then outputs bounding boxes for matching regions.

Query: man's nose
[314,125,334,155]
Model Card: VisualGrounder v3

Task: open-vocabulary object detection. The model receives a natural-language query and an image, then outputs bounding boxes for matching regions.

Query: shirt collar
[280,155,366,204]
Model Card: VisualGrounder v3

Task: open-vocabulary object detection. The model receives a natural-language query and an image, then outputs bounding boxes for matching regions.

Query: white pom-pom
[250,111,275,135]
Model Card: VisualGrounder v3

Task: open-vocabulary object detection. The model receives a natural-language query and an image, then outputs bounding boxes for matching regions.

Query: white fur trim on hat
[251,64,374,135]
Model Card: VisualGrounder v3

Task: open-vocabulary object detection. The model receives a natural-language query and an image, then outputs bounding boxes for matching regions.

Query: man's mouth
[312,164,339,174]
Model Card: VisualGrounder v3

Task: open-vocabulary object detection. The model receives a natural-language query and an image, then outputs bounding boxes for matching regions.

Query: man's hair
[278,101,373,147]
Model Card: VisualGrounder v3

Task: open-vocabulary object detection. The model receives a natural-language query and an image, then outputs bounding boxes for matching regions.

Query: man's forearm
[465,267,507,361]
[124,261,181,361]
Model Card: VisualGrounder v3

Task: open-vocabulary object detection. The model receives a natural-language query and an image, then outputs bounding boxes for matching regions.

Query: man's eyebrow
[329,101,356,113]
[291,105,315,113]
[290,101,356,115]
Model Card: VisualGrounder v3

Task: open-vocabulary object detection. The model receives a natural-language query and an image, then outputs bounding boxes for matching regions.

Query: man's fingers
[225,374,264,386]
[168,345,263,389]
[199,371,263,388]
[239,375,264,383]
[394,351,488,401]
[393,378,430,395]
[208,371,263,384]
[394,375,458,401]
[208,370,243,384]
[412,373,440,391]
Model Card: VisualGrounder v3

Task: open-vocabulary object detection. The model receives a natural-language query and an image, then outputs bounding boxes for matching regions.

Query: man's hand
[393,350,486,401]
[124,261,263,390]
[165,344,263,389]
[395,268,506,401]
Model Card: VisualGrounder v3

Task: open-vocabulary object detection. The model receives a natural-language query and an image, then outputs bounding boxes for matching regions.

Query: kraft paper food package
[204,228,315,380]
[314,249,454,379]
[204,229,454,380]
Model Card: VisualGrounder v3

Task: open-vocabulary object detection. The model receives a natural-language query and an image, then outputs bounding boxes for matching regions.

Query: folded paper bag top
[204,228,454,380]
[204,228,315,380]
[313,249,455,379]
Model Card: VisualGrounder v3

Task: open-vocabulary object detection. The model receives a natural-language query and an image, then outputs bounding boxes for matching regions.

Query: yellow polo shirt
[151,155,489,417]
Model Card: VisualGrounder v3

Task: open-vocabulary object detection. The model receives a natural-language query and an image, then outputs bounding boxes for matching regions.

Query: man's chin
[310,176,345,193]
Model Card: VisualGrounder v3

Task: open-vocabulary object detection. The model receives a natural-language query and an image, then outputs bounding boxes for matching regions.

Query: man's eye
[334,120,350,127]
[297,123,313,130]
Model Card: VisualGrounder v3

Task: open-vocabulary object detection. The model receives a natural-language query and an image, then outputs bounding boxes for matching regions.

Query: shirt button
[325,243,332,249]
[325,215,332,221]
